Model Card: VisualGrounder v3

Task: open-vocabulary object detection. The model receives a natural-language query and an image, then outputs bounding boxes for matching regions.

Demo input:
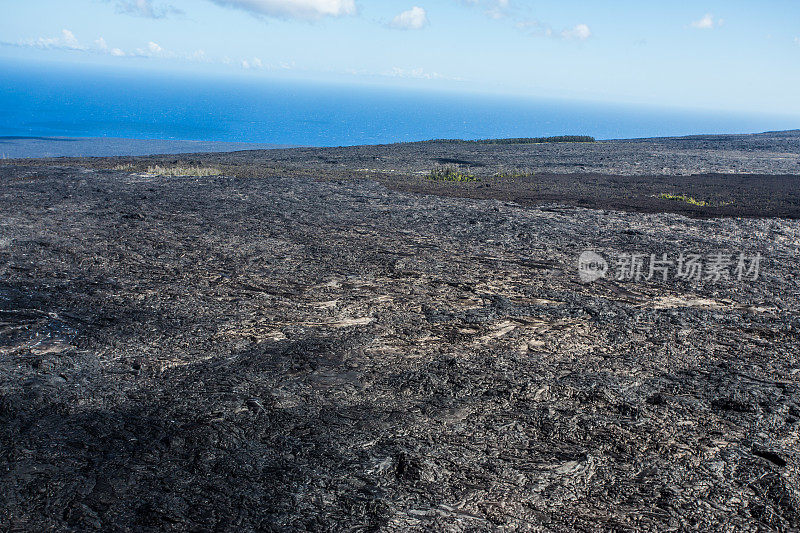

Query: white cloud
[794,37,800,45]
[7,30,135,57]
[561,23,591,41]
[18,29,87,51]
[61,30,79,47]
[113,0,183,18]
[5,29,284,71]
[94,37,126,57]
[95,36,126,56]
[135,41,167,56]
[9,30,186,61]
[208,0,356,20]
[390,6,429,30]
[241,57,267,69]
[691,13,719,30]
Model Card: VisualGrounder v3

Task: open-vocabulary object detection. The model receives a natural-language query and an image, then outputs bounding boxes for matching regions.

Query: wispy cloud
[390,6,429,30]
[240,57,295,70]
[5,29,274,72]
[17,29,88,51]
[514,19,552,37]
[1,27,460,82]
[3,30,208,63]
[690,13,722,30]
[515,19,592,41]
[484,0,509,19]
[113,0,183,18]
[207,0,356,21]
[461,0,590,41]
[459,0,509,20]
[241,57,263,69]
[383,67,462,81]
[561,23,591,41]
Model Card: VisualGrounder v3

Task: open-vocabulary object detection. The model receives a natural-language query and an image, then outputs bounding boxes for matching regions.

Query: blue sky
[2,0,800,115]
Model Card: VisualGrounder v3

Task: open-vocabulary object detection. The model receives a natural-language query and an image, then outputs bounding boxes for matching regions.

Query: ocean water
[0,137,293,159]
[1,60,798,155]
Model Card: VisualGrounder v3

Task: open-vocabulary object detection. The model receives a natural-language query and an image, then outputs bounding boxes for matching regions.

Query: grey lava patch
[0,134,799,530]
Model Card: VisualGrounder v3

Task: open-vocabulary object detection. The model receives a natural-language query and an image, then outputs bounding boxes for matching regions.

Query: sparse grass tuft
[145,165,223,177]
[112,163,135,171]
[425,165,479,182]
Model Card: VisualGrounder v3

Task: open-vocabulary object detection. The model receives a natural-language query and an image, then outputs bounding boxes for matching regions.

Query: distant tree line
[417,135,595,145]
[478,135,595,144]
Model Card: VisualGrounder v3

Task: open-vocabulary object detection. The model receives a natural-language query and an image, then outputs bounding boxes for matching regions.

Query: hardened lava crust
[0,132,799,530]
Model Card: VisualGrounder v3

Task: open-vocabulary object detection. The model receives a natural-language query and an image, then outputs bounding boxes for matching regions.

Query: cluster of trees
[418,135,596,145]
[479,135,596,144]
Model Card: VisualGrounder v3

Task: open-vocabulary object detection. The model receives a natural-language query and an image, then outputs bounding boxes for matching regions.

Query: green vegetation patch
[425,165,479,182]
[657,193,734,208]
[145,165,223,177]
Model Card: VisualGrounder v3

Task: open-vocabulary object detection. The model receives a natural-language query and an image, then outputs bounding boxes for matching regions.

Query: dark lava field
[1,132,799,531]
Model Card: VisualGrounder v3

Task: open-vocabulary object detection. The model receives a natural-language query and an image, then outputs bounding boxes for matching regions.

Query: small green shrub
[425,165,479,182]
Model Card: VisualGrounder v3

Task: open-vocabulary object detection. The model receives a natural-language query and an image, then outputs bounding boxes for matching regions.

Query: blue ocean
[1,60,798,157]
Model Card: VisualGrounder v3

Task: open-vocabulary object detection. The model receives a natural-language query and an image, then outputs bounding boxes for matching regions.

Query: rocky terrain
[65,129,800,219]
[1,132,799,531]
